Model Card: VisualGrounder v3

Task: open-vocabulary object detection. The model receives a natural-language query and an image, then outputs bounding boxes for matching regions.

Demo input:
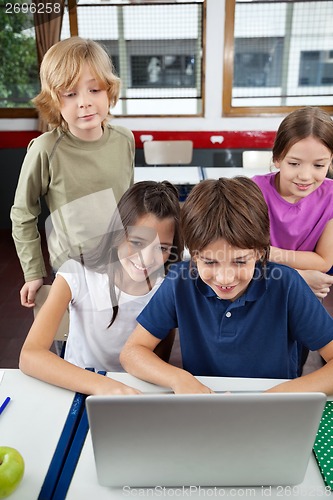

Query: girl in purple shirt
[253,106,333,300]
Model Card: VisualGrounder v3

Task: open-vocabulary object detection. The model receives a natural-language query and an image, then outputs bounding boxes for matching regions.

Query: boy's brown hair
[181,177,270,261]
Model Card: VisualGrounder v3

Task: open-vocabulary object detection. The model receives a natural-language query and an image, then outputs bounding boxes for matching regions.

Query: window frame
[222,0,333,117]
[0,0,205,119]
[0,108,38,118]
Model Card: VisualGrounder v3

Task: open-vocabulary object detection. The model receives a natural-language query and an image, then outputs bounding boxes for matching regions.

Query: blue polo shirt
[137,260,333,379]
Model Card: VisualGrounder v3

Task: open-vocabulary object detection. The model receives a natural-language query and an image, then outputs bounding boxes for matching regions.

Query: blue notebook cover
[37,391,86,500]
[38,367,100,500]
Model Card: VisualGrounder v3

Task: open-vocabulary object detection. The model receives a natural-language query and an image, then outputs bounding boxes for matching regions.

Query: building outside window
[61,0,204,116]
[223,0,333,116]
[0,0,204,117]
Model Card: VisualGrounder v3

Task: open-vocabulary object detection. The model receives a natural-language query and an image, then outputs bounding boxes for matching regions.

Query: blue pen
[0,397,11,415]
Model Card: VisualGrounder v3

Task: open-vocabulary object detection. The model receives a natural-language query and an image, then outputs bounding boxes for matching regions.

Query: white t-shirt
[57,259,163,372]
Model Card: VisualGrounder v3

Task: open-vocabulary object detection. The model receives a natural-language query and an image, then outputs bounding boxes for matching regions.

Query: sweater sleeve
[113,125,135,187]
[10,138,51,281]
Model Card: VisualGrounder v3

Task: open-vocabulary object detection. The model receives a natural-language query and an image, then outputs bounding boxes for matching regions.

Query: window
[131,55,195,89]
[299,51,333,86]
[61,0,205,116]
[234,38,283,88]
[223,0,333,116]
[0,1,39,117]
[0,0,204,118]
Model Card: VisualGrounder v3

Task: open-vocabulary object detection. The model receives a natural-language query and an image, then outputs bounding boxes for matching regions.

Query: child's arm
[267,341,333,395]
[19,275,140,396]
[120,325,212,394]
[269,219,333,273]
[153,329,176,362]
[296,270,333,298]
[11,144,49,305]
[20,279,44,308]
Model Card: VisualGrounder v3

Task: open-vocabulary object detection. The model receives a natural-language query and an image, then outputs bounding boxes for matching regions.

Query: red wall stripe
[0,131,41,149]
[133,131,276,149]
[0,130,276,150]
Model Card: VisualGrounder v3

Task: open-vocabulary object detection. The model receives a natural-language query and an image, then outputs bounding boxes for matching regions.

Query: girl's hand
[94,376,141,395]
[171,371,214,394]
[298,270,333,298]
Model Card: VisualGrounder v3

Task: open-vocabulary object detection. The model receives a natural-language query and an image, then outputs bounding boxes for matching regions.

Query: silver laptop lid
[86,392,326,488]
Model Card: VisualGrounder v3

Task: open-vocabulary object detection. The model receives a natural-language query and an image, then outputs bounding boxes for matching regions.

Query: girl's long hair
[273,107,333,176]
[78,181,183,326]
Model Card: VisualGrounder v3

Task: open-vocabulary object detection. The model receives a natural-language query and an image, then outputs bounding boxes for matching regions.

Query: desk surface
[0,369,73,499]
[134,166,277,185]
[134,166,203,184]
[0,370,331,499]
[203,167,277,179]
[67,373,331,499]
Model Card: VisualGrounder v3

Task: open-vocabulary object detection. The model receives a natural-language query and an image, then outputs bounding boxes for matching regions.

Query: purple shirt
[252,173,333,250]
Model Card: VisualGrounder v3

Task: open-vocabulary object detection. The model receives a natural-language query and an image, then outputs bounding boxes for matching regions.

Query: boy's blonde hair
[33,37,120,130]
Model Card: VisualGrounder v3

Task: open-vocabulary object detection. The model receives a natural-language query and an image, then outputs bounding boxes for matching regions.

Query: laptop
[85,392,326,488]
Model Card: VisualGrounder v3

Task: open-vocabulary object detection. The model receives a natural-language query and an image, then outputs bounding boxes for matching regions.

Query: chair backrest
[143,140,193,165]
[33,285,69,342]
[242,150,273,169]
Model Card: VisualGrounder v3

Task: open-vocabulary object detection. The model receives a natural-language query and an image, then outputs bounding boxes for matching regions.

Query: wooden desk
[0,369,74,499]
[67,373,331,499]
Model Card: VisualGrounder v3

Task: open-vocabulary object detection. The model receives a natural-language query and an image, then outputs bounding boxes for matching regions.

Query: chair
[140,140,199,201]
[242,150,273,169]
[143,140,193,166]
[34,285,69,358]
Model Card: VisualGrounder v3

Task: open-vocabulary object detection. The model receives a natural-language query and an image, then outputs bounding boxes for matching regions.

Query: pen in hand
[0,397,11,416]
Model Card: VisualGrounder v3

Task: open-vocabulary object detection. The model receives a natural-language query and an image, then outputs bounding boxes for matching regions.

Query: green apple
[0,447,24,498]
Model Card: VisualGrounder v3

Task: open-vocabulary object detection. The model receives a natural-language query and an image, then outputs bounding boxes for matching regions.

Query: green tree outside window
[0,4,39,108]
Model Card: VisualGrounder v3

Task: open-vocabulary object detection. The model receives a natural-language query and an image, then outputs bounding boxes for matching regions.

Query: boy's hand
[171,371,214,394]
[20,279,44,307]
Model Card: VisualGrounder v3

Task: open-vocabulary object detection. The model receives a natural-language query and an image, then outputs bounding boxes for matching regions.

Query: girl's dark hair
[273,107,333,174]
[81,181,183,326]
[181,177,270,262]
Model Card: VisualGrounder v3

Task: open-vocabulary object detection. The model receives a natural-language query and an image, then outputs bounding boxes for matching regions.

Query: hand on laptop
[171,371,214,394]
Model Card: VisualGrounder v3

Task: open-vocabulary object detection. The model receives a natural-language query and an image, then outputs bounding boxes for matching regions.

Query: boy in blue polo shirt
[120,177,333,394]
